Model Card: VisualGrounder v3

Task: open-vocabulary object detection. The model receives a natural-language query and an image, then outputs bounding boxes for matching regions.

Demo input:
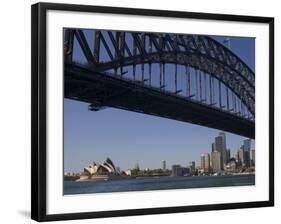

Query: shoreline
[65,173,255,182]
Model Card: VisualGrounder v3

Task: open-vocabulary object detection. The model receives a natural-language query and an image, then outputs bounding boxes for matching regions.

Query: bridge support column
[226,86,229,111]
[204,72,207,102]
[175,64,178,93]
[212,77,215,105]
[94,31,101,64]
[195,69,198,100]
[209,74,212,104]
[199,70,202,101]
[163,63,166,88]
[219,81,222,108]
[232,92,235,113]
[149,63,151,85]
[160,63,163,89]
[133,34,137,80]
[141,33,145,82]
[133,64,136,81]
[185,65,190,97]
[141,63,144,82]
[148,38,152,86]
[115,32,120,76]
[238,98,241,115]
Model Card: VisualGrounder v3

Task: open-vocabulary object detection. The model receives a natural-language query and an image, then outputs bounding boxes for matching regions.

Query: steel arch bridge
[64,29,255,139]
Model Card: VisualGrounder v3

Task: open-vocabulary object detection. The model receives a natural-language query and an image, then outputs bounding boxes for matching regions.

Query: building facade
[200,153,210,173]
[189,161,196,174]
[238,146,244,166]
[243,139,251,167]
[226,149,231,164]
[214,132,227,168]
[211,151,222,172]
[211,143,215,152]
[171,165,182,176]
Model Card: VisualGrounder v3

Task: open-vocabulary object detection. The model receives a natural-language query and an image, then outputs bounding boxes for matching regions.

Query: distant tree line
[131,168,171,177]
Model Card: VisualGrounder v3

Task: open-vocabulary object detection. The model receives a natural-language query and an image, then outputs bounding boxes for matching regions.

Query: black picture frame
[31,2,274,222]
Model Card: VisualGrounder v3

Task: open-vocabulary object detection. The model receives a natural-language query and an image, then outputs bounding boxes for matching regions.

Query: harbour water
[64,174,255,195]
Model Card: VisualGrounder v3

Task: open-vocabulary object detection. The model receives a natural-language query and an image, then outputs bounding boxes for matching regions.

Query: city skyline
[64,33,255,173]
[64,104,255,172]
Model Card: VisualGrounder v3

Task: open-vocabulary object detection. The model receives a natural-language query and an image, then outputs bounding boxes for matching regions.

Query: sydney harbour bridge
[64,29,255,139]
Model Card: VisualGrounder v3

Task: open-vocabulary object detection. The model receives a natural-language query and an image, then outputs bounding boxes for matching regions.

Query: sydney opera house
[77,157,131,181]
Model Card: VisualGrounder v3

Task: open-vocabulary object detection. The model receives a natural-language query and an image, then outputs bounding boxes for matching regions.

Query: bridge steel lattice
[64,29,255,138]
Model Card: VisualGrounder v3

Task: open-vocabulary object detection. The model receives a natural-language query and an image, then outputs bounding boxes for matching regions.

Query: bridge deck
[65,64,255,139]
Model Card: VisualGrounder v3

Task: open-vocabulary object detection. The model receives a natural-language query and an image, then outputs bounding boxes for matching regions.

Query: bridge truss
[64,29,255,138]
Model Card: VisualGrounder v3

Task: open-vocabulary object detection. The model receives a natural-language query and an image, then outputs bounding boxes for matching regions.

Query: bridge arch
[64,30,255,117]
[64,29,255,137]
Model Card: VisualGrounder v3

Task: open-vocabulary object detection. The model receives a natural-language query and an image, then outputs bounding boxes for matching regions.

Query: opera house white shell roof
[83,157,120,175]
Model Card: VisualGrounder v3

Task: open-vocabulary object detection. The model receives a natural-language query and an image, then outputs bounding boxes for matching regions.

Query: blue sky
[64,31,255,172]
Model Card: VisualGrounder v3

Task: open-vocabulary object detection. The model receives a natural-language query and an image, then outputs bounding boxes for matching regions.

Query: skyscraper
[226,149,231,163]
[235,151,239,163]
[211,151,222,172]
[189,161,195,174]
[201,153,210,173]
[238,145,244,166]
[214,132,227,168]
[243,139,251,167]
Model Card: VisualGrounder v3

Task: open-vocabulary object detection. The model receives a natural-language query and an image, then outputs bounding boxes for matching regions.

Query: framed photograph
[31,2,274,222]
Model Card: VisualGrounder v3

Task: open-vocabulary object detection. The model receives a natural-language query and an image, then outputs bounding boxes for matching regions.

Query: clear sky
[64,30,255,173]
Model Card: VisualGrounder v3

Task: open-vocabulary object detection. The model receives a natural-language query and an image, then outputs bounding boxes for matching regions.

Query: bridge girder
[64,63,255,139]
[94,52,254,115]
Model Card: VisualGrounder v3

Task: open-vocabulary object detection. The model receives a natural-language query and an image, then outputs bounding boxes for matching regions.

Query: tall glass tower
[243,139,251,167]
[214,132,227,168]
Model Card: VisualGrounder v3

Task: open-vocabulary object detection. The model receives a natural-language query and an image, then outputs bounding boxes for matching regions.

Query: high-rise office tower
[214,132,227,168]
[189,161,195,174]
[201,153,210,173]
[211,151,222,172]
[243,139,251,167]
[226,149,231,163]
[238,145,244,166]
